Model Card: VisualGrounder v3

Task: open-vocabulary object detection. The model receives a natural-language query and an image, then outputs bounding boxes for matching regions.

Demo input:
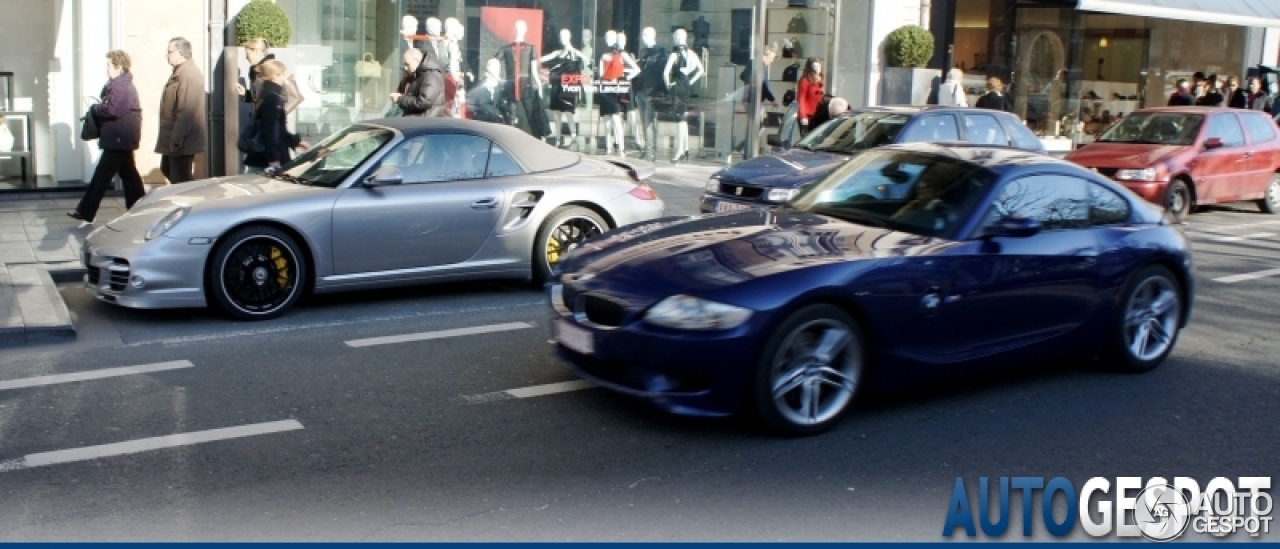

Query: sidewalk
[0,160,721,346]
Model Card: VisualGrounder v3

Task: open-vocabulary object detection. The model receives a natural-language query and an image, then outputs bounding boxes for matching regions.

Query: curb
[0,262,81,348]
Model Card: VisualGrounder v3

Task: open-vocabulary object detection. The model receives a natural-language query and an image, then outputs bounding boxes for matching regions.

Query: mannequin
[664,28,704,163]
[444,17,470,118]
[467,58,507,124]
[618,32,646,154]
[542,29,585,148]
[495,20,550,137]
[691,16,710,51]
[400,15,420,49]
[633,27,666,161]
[598,30,640,156]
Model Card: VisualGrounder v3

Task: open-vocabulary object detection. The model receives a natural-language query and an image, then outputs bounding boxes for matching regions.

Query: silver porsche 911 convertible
[82,118,665,320]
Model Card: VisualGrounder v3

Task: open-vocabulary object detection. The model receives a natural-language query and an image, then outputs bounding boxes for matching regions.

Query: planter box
[880,67,941,106]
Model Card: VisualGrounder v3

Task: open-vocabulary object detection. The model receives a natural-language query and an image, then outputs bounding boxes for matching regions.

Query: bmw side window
[486,143,524,177]
[899,115,960,142]
[964,114,1010,146]
[1206,114,1246,148]
[1241,113,1278,144]
[1088,183,1131,226]
[989,175,1090,231]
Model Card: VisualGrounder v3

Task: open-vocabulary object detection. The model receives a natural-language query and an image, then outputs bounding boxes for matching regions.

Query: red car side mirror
[1204,137,1225,150]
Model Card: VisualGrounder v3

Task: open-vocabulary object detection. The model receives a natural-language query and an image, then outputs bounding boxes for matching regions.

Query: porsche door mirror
[363,166,404,187]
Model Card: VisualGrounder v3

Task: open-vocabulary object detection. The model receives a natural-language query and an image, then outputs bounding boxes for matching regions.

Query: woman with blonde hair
[975,76,1013,112]
[241,59,308,173]
[938,68,968,107]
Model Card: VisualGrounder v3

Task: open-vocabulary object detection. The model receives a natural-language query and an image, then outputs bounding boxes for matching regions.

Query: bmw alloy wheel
[768,318,862,428]
[1122,274,1180,363]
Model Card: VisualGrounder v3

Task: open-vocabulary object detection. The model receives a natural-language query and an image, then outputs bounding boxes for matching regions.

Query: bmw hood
[717,149,848,189]
[561,211,961,293]
[102,174,320,233]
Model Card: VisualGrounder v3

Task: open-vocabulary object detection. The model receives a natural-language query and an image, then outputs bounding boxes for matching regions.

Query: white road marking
[1214,268,1280,284]
[461,379,596,404]
[345,322,535,348]
[1195,219,1280,232]
[0,360,194,391]
[1,420,304,472]
[1210,232,1275,242]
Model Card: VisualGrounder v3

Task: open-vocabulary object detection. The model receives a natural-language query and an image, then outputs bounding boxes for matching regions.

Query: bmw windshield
[279,126,396,188]
[795,112,913,154]
[788,149,997,238]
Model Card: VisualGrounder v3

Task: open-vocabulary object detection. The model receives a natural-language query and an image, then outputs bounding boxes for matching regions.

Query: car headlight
[766,188,800,202]
[705,176,721,193]
[643,294,753,330]
[1114,168,1157,181]
[144,207,190,241]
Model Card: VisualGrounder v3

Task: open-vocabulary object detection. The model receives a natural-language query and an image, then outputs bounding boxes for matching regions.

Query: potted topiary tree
[880,25,940,106]
[236,0,292,48]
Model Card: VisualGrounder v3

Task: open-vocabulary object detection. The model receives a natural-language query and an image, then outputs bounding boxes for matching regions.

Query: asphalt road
[0,178,1278,541]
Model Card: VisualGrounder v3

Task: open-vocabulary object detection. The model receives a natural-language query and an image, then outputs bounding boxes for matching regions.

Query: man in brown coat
[156,37,206,183]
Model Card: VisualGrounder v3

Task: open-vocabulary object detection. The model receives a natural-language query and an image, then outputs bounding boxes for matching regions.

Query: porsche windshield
[789,149,996,238]
[281,126,395,188]
[1096,113,1204,145]
[795,112,913,154]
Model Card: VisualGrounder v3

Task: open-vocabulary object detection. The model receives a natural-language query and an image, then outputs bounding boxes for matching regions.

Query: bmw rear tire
[752,304,866,437]
[206,225,306,321]
[1107,265,1183,373]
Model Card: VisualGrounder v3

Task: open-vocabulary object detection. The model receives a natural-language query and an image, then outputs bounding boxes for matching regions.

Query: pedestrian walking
[937,68,968,107]
[975,77,1013,112]
[796,57,825,135]
[156,37,206,183]
[68,50,146,223]
[242,60,309,173]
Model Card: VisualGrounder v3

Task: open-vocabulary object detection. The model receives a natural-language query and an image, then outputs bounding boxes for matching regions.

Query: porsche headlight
[705,175,721,193]
[1114,168,1157,181]
[644,294,753,330]
[766,188,800,202]
[145,207,190,241]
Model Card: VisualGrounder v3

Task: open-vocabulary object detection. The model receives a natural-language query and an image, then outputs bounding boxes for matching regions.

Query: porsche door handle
[471,198,498,209]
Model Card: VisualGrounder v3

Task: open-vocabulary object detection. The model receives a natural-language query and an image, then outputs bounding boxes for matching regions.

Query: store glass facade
[942,0,1249,139]
[274,0,836,162]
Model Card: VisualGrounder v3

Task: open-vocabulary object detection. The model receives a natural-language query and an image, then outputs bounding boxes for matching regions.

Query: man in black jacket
[392,48,446,117]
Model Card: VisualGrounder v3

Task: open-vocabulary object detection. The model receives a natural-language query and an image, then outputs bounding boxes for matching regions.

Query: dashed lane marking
[1214,268,1280,284]
[344,322,535,348]
[461,379,596,404]
[0,360,194,391]
[1209,232,1275,242]
[0,419,304,472]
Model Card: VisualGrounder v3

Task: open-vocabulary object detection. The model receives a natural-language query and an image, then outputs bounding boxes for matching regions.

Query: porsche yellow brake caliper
[546,236,561,265]
[270,246,289,288]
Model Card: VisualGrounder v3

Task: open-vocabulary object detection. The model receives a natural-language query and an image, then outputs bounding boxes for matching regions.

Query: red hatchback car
[1066,107,1280,221]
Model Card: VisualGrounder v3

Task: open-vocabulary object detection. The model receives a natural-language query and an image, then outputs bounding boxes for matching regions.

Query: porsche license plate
[556,319,594,355]
[715,201,753,213]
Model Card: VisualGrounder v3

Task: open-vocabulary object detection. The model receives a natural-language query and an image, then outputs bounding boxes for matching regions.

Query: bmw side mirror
[1203,137,1225,150]
[985,215,1041,238]
[363,166,404,187]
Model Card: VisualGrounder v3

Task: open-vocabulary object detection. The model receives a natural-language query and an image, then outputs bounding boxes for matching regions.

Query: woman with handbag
[69,50,146,223]
[242,60,309,173]
[796,57,825,136]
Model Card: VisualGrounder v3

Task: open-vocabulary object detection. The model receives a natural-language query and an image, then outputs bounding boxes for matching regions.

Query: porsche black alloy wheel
[207,226,306,320]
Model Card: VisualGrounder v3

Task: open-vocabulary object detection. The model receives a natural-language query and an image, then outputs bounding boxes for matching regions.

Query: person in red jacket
[796,57,825,135]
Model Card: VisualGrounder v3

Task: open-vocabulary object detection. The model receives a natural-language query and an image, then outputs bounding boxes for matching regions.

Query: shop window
[1205,114,1245,148]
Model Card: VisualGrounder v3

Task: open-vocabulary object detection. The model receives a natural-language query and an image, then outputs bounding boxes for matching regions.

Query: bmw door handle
[471,198,498,210]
